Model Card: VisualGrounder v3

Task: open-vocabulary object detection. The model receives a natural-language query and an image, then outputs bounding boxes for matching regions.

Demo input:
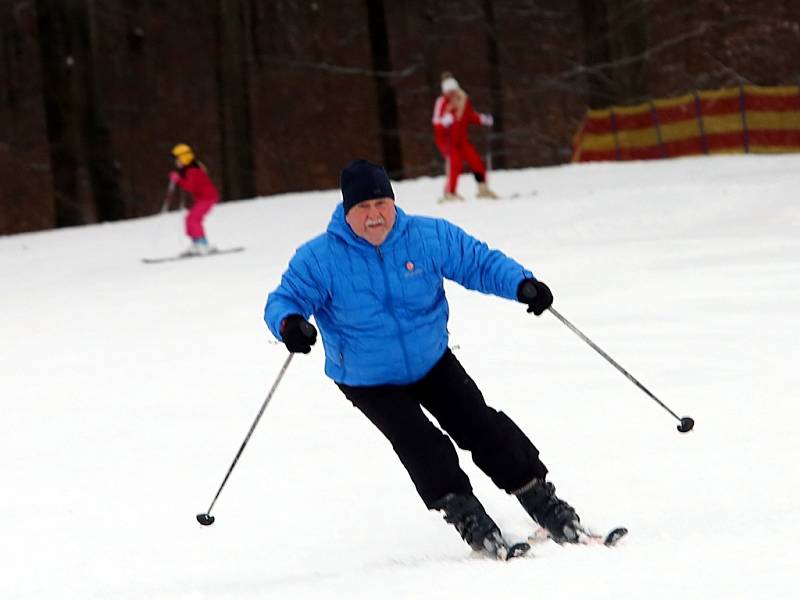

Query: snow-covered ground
[2,154,799,599]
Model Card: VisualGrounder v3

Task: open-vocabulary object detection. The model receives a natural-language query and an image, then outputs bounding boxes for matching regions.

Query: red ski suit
[432,92,487,194]
[173,164,219,239]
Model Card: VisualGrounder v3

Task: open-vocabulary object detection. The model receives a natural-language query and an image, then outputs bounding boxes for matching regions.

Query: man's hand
[169,171,181,184]
[480,113,494,127]
[440,113,454,127]
[280,315,317,353]
[516,279,553,316]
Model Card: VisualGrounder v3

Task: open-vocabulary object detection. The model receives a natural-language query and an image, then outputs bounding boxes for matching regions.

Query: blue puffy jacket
[264,204,534,386]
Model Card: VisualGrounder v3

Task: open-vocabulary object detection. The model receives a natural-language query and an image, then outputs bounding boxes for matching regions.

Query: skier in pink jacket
[167,143,220,256]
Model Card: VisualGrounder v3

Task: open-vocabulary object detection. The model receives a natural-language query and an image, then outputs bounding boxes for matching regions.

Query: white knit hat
[441,77,460,93]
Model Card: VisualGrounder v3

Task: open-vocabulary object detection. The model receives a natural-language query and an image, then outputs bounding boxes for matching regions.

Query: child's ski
[142,247,244,264]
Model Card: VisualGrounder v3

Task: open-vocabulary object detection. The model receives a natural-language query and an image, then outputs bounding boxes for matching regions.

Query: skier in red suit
[167,143,220,255]
[432,72,499,202]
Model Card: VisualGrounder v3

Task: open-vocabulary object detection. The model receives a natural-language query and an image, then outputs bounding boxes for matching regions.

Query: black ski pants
[337,349,548,509]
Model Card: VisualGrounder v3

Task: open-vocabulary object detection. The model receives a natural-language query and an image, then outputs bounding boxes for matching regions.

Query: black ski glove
[517,278,553,316]
[280,315,317,354]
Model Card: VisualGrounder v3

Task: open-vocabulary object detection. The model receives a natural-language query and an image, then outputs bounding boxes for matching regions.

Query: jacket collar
[327,202,408,250]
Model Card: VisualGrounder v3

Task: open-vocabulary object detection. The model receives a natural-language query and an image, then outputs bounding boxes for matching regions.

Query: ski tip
[507,541,531,560]
[480,540,532,561]
[603,527,629,547]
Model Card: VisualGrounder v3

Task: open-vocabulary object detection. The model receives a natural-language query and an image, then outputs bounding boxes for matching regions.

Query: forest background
[1,0,799,234]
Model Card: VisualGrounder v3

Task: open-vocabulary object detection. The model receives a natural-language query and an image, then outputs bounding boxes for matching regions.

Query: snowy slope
[2,154,799,600]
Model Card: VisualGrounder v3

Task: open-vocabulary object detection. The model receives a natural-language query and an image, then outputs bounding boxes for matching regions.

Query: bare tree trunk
[579,0,648,107]
[606,0,648,103]
[482,0,506,169]
[579,0,614,109]
[365,0,404,178]
[0,1,56,234]
[216,0,256,201]
[35,0,124,226]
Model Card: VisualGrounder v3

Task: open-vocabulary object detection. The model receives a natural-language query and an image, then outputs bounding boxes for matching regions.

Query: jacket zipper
[376,245,412,381]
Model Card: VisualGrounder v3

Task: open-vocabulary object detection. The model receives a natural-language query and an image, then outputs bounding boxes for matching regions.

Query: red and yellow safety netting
[572,85,800,162]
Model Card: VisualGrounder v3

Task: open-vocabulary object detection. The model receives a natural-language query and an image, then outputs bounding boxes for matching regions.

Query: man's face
[345,197,396,246]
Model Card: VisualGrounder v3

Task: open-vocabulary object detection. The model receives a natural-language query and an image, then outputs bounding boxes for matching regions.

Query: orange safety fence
[571,85,800,162]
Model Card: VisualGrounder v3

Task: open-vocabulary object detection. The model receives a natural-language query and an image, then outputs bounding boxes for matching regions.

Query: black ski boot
[433,493,529,560]
[516,479,582,543]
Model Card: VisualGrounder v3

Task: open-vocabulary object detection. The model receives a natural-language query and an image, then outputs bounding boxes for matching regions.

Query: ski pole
[196,350,298,526]
[547,306,695,434]
[485,126,493,173]
[160,180,176,213]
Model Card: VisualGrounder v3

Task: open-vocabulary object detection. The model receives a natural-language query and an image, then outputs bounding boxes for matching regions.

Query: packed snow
[2,154,799,599]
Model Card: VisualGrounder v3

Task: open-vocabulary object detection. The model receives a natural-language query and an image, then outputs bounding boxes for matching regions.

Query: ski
[498,541,531,561]
[528,526,628,548]
[483,190,538,201]
[600,527,629,547]
[437,195,466,204]
[478,540,531,561]
[476,531,532,561]
[142,247,244,264]
[436,190,538,204]
[506,190,538,200]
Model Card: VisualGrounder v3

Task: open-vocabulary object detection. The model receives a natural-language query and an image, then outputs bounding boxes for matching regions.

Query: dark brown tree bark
[0,1,55,233]
[482,0,506,169]
[579,0,648,107]
[35,0,124,226]
[2,0,799,235]
[579,0,614,108]
[365,0,404,178]
[606,0,648,103]
[216,0,256,201]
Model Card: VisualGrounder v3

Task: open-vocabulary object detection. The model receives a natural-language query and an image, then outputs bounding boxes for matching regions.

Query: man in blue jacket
[265,159,582,559]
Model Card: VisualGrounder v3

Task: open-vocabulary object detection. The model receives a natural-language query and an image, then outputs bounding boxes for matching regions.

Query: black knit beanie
[340,159,395,214]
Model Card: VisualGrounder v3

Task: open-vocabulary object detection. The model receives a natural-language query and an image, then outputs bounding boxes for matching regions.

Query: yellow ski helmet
[171,143,195,166]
